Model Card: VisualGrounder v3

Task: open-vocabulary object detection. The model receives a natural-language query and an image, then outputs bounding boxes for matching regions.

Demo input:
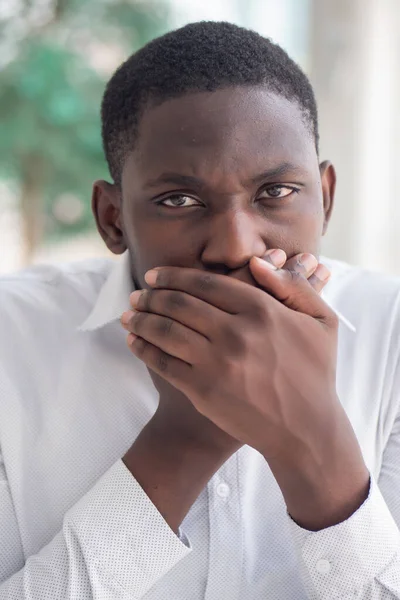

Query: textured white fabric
[1,253,400,598]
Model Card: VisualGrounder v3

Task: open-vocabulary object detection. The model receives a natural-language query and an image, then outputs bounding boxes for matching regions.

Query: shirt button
[316,559,331,575]
[216,482,230,498]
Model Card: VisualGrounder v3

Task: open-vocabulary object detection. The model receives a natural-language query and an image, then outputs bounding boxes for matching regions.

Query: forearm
[271,455,370,531]
[267,408,370,531]
[123,417,235,534]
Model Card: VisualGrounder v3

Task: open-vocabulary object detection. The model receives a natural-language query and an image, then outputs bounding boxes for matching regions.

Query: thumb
[249,256,333,321]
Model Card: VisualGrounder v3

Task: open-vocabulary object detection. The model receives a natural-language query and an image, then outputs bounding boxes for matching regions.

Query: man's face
[95,86,335,288]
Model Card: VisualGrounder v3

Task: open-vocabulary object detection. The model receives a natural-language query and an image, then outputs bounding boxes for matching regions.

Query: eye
[158,194,202,208]
[258,185,299,199]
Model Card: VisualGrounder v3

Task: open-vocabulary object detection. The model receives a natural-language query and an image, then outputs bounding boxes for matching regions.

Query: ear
[319,161,336,236]
[92,180,127,255]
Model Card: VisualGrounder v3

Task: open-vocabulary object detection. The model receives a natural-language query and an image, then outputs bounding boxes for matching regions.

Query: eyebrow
[144,173,207,190]
[143,163,305,190]
[249,163,305,185]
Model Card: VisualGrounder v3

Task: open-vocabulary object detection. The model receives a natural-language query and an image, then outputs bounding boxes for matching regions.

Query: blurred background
[1,0,399,275]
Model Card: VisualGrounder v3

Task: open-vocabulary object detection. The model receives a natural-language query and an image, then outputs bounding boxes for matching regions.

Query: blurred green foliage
[0,0,171,254]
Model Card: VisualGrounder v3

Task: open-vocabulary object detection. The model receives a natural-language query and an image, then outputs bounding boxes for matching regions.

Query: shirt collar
[78,251,356,333]
[78,251,134,332]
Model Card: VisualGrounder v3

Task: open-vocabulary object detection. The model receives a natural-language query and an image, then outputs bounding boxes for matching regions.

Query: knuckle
[138,290,152,311]
[284,257,303,274]
[165,290,186,310]
[130,310,146,333]
[156,350,170,373]
[287,269,304,286]
[243,290,269,323]
[250,296,269,322]
[196,273,214,292]
[221,323,247,357]
[133,336,147,357]
[157,316,174,336]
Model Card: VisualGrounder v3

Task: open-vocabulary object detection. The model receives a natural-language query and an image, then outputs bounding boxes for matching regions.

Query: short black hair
[101,21,319,184]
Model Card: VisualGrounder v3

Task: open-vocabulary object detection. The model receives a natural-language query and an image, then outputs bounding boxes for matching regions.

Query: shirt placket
[204,451,243,600]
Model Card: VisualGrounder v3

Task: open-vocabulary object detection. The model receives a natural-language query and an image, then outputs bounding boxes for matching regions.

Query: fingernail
[127,333,137,345]
[253,256,277,270]
[144,269,158,286]
[121,310,135,327]
[314,263,331,282]
[130,290,143,308]
[264,249,286,268]
[298,253,318,272]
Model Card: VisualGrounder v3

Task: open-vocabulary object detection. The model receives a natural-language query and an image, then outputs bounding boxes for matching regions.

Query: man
[1,20,400,599]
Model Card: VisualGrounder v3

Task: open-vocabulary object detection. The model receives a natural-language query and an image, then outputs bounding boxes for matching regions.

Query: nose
[201,209,267,273]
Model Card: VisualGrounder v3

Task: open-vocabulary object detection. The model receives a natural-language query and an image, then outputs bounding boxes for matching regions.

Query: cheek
[269,200,324,257]
[124,217,203,287]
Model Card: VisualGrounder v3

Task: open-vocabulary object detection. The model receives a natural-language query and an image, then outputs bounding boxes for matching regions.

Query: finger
[128,288,228,339]
[283,253,318,278]
[121,310,208,364]
[282,253,329,294]
[306,263,332,294]
[248,256,334,322]
[256,252,328,294]
[144,266,262,314]
[127,333,191,387]
[263,248,287,269]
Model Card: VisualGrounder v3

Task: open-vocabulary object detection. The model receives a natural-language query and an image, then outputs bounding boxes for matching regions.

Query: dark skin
[93,86,369,533]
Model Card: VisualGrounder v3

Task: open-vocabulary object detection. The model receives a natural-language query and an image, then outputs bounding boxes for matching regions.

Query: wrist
[273,457,370,531]
[124,420,227,486]
[122,413,237,533]
[151,398,242,457]
[265,410,371,531]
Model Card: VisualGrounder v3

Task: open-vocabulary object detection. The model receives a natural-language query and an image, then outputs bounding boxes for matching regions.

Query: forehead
[124,87,317,182]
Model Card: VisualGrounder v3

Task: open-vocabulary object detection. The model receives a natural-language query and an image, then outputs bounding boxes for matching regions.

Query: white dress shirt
[1,252,400,599]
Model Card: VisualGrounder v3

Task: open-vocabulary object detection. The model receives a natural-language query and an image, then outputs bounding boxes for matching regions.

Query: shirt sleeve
[287,474,400,599]
[0,457,191,599]
[287,406,400,598]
